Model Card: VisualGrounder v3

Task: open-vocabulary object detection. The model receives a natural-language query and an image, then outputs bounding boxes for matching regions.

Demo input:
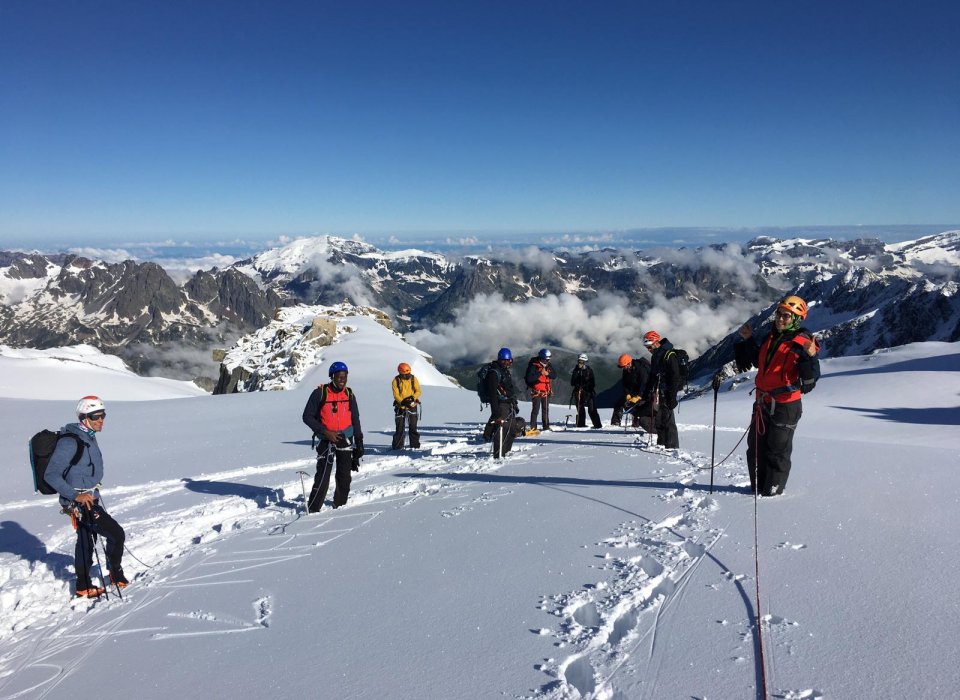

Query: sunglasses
[85,412,106,421]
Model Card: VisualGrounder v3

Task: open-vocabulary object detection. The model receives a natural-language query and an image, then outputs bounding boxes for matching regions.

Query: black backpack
[29,430,87,495]
[476,363,500,405]
[668,348,691,388]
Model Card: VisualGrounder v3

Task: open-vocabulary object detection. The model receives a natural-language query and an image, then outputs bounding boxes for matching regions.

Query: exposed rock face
[213,304,376,394]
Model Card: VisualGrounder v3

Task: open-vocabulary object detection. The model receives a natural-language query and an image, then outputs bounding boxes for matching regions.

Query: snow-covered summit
[214,303,455,393]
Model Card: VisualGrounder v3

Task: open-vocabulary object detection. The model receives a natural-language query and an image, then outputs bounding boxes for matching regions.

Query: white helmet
[577,353,588,362]
[77,395,105,417]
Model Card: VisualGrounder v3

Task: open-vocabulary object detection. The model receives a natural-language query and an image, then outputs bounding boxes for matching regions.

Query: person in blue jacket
[45,396,127,598]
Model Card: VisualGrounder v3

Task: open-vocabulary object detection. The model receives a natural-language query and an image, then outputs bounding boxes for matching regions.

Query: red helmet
[778,295,808,320]
[617,353,633,368]
[397,362,411,374]
[643,331,661,347]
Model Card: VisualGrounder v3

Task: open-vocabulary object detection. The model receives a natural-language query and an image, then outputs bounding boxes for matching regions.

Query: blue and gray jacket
[44,423,103,508]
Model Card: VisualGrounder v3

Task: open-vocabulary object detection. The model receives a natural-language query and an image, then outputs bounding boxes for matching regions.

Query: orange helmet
[617,353,633,368]
[397,362,411,374]
[643,331,661,347]
[778,295,808,320]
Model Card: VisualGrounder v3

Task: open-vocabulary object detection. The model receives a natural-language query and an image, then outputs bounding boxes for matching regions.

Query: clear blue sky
[2,0,958,243]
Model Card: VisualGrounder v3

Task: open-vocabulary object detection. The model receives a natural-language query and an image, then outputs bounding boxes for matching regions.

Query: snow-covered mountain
[1,312,958,698]
[0,252,284,382]
[212,303,449,394]
[3,231,959,385]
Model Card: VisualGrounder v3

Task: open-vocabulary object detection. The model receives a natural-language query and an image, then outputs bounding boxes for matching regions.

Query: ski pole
[83,512,109,600]
[710,372,722,494]
[102,536,123,599]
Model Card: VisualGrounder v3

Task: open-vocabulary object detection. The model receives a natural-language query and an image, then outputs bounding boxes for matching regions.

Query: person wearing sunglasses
[44,395,128,597]
[735,295,821,497]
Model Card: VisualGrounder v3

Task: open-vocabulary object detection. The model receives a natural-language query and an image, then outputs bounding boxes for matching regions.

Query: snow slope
[0,324,958,699]
[0,345,207,401]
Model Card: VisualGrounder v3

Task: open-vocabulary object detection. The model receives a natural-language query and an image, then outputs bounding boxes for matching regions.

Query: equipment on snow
[297,470,311,514]
[709,372,722,494]
[29,430,87,495]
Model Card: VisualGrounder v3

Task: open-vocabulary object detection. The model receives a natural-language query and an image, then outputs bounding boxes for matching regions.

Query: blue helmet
[329,361,349,377]
[538,348,551,360]
[497,347,513,361]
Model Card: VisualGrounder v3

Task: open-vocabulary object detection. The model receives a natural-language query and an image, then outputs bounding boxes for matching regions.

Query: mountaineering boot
[76,586,106,598]
[110,570,129,589]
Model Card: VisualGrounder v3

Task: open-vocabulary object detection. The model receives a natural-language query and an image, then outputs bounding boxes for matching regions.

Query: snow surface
[0,345,207,401]
[1,321,959,699]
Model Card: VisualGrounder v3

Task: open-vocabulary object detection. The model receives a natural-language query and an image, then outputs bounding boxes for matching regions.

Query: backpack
[476,363,500,405]
[667,348,690,388]
[29,430,86,495]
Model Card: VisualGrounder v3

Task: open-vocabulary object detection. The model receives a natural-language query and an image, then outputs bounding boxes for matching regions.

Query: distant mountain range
[1,231,957,389]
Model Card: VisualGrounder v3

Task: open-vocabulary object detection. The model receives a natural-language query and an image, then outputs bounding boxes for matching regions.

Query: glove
[351,453,361,471]
[625,394,637,403]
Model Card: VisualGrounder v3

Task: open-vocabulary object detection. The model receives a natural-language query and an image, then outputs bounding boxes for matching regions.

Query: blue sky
[1,0,958,245]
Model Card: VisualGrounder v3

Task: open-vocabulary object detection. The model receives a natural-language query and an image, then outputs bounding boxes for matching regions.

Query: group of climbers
[45,296,817,599]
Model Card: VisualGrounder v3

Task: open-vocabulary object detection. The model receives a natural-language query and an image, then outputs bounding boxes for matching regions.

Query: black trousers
[654,405,679,449]
[747,399,802,495]
[76,504,125,589]
[392,406,420,449]
[530,395,550,430]
[309,441,354,511]
[488,406,517,459]
[574,392,602,428]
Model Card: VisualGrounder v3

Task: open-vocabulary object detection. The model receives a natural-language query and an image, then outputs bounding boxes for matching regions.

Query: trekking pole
[297,470,311,514]
[102,536,124,599]
[709,372,723,494]
[82,513,109,600]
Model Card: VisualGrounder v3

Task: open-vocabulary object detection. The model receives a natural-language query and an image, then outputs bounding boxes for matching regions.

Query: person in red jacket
[525,348,556,431]
[735,295,821,497]
[302,361,364,512]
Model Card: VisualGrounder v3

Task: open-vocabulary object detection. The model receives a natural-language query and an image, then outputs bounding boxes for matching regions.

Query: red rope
[752,404,769,699]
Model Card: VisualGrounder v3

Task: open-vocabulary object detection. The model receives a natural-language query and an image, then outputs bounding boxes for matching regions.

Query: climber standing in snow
[482,347,520,459]
[641,332,682,449]
[570,353,602,429]
[391,362,421,450]
[44,396,128,598]
[302,361,364,511]
[735,295,820,497]
[610,353,650,428]
[525,348,556,431]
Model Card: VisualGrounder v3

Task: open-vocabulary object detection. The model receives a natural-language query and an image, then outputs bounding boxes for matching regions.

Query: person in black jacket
[483,347,519,458]
[611,353,651,427]
[641,331,681,448]
[570,353,602,428]
[302,361,364,512]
